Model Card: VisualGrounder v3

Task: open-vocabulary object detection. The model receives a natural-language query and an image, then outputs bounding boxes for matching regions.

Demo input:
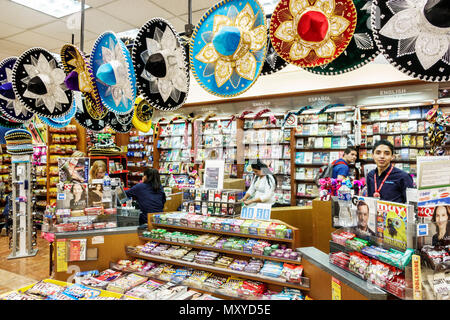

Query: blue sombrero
[190,0,267,97]
[40,92,79,128]
[91,31,137,115]
[0,57,34,123]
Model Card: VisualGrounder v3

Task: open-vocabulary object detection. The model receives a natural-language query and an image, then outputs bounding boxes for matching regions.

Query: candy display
[181,189,244,216]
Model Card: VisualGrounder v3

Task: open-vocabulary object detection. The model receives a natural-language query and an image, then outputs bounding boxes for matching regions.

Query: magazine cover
[58,183,89,211]
[351,196,378,239]
[376,200,410,250]
[88,182,104,207]
[58,157,90,184]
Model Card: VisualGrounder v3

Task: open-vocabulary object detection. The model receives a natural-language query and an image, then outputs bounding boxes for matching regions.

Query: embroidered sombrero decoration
[372,0,450,82]
[60,44,107,120]
[305,0,379,75]
[11,48,73,118]
[132,95,154,133]
[262,18,288,75]
[5,128,34,155]
[91,31,137,114]
[190,0,267,97]
[107,105,134,133]
[75,96,108,132]
[132,18,189,111]
[0,57,34,122]
[40,93,78,128]
[120,37,135,56]
[270,0,357,68]
[0,114,23,128]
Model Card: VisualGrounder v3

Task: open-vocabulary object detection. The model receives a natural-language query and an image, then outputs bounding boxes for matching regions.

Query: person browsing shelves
[241,160,276,206]
[366,139,414,204]
[332,146,357,179]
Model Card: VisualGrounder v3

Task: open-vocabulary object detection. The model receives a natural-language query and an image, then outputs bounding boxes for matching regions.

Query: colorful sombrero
[270,0,357,68]
[0,57,34,122]
[108,105,134,133]
[372,0,450,82]
[75,96,108,132]
[131,95,153,133]
[11,48,73,118]
[132,18,189,111]
[305,0,379,75]
[120,37,135,56]
[190,0,267,97]
[5,128,34,154]
[0,115,23,128]
[40,93,78,128]
[60,44,107,120]
[262,18,288,75]
[91,31,137,114]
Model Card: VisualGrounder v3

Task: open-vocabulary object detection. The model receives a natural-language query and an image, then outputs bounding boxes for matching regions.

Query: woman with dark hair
[125,168,166,225]
[70,182,87,210]
[431,205,450,246]
[241,160,276,206]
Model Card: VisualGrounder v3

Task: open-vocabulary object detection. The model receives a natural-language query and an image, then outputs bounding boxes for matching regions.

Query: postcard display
[243,116,292,206]
[127,128,154,188]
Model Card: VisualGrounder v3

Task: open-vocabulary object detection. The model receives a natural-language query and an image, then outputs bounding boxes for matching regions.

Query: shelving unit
[90,155,128,187]
[127,128,153,188]
[31,144,47,228]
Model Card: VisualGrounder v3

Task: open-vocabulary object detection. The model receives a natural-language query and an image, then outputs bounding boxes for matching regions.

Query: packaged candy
[25,281,65,298]
[63,284,101,299]
[281,264,304,283]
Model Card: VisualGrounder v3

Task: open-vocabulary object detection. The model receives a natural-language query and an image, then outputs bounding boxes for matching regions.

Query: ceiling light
[260,0,279,15]
[11,0,89,18]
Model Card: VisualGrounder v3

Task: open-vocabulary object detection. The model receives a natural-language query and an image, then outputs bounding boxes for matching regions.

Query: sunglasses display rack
[0,147,11,217]
[31,144,47,229]
[127,129,154,188]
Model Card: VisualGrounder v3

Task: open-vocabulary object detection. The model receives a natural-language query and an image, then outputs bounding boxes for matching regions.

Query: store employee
[366,140,414,204]
[241,160,276,206]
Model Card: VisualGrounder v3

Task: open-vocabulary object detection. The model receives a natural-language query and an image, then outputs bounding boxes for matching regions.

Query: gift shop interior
[0,0,449,301]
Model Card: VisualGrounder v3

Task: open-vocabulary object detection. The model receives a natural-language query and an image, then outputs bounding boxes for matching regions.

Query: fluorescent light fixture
[117,29,138,39]
[11,0,89,18]
[260,0,279,15]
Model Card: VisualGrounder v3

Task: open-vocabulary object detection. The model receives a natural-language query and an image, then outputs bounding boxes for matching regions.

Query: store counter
[298,247,388,300]
[271,206,313,248]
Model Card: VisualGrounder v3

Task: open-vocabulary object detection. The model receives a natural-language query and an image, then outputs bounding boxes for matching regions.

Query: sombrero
[0,57,34,122]
[131,95,154,133]
[305,0,379,75]
[75,96,108,132]
[269,0,357,67]
[107,105,134,133]
[60,44,107,120]
[190,0,267,97]
[372,0,450,82]
[120,37,135,56]
[132,18,189,111]
[0,115,23,128]
[5,128,34,155]
[262,18,288,75]
[11,48,73,118]
[39,93,78,128]
[91,31,137,114]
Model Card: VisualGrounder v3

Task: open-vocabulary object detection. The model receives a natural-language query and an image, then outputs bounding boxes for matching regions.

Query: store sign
[284,113,297,128]
[417,157,450,190]
[241,203,271,221]
[204,160,225,190]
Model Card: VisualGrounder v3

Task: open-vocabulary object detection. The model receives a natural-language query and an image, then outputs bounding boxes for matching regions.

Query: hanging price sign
[240,203,272,221]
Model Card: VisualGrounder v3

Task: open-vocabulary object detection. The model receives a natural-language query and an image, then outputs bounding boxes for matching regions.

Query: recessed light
[11,0,90,18]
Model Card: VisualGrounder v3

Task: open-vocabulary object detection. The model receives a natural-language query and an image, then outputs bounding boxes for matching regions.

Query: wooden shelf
[361,118,423,124]
[151,223,294,243]
[139,236,302,265]
[126,248,309,291]
[295,148,346,151]
[295,163,327,166]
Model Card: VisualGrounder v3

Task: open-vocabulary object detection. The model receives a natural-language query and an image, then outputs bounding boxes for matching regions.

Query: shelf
[295,134,350,137]
[295,163,327,166]
[295,179,315,182]
[126,248,309,291]
[296,195,318,198]
[139,236,302,265]
[359,146,428,149]
[296,148,346,151]
[361,118,423,124]
[363,132,426,136]
[151,223,294,243]
[110,170,129,174]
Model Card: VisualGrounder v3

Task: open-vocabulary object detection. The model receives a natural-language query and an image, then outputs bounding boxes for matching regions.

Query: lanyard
[374,165,394,197]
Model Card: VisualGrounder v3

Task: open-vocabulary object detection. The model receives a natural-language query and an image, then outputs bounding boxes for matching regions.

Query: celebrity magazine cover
[58,157,90,184]
[376,200,410,250]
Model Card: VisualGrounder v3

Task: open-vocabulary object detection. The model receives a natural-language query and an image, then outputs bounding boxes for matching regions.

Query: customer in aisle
[89,160,107,181]
[332,146,357,179]
[241,160,276,206]
[125,168,166,225]
[366,140,414,204]
[431,205,450,246]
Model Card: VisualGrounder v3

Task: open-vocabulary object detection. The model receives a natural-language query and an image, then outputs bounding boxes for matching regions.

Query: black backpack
[314,160,347,186]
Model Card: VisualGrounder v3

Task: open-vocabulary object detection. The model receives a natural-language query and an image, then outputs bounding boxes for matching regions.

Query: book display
[127,129,154,187]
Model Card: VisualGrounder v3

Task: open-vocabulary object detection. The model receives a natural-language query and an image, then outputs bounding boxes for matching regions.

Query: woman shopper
[241,160,276,206]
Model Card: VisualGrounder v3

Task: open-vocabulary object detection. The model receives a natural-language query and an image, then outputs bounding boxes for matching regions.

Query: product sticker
[417,224,428,237]
[57,193,66,200]
[56,239,68,273]
[412,255,422,300]
[91,236,104,244]
[331,277,341,300]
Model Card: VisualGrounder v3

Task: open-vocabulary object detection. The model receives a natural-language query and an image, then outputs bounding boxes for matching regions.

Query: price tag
[241,203,271,221]
[417,224,428,237]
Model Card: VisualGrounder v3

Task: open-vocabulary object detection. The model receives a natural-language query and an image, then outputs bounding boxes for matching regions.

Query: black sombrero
[75,96,108,132]
[107,105,134,133]
[261,18,288,75]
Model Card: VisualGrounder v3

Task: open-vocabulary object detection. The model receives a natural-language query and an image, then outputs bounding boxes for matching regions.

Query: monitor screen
[116,186,129,205]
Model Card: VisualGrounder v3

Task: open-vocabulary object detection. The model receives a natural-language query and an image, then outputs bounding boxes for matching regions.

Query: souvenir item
[306,0,379,74]
[75,96,108,132]
[133,18,189,111]
[261,19,288,75]
[12,47,73,118]
[270,0,357,67]
[372,0,450,82]
[91,31,137,114]
[190,0,267,97]
[5,128,34,154]
[0,57,34,122]
[39,96,77,128]
[108,105,134,133]
[131,95,154,133]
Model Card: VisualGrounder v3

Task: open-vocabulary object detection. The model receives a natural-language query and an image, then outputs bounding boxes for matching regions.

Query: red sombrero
[270,0,357,68]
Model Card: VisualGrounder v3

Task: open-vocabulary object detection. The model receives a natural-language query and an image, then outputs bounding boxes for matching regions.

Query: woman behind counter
[126,168,166,225]
[241,160,276,206]
[432,205,450,247]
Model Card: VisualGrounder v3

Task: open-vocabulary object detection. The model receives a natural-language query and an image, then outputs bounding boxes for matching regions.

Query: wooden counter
[271,206,313,248]
[311,200,336,254]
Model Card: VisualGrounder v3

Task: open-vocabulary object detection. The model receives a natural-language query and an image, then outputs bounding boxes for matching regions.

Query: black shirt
[126,183,166,224]
[366,164,414,204]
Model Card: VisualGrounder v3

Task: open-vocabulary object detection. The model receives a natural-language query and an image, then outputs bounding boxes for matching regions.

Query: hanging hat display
[11,47,73,118]
[190,0,267,97]
[4,128,34,155]
[107,105,134,133]
[131,95,154,133]
[75,96,108,132]
[60,44,107,120]
[132,18,189,111]
[372,0,450,82]
[0,114,23,128]
[120,37,135,56]
[91,31,137,114]
[262,18,288,75]
[270,0,357,68]
[0,57,34,122]
[305,0,379,75]
[40,93,78,128]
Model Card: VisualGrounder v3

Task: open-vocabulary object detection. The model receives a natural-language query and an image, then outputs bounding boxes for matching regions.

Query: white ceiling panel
[0,39,29,56]
[33,20,98,43]
[84,0,117,8]
[0,0,57,29]
[73,8,134,34]
[5,31,65,50]
[0,21,25,39]
[168,16,189,33]
[180,9,209,26]
[99,0,174,26]
[151,0,214,17]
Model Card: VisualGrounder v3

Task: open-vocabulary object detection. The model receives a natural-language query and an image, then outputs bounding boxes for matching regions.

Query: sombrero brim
[75,97,108,132]
[132,96,153,133]
[0,113,24,128]
[269,0,357,68]
[305,0,379,75]
[190,0,267,97]
[261,22,288,76]
[0,57,34,122]
[132,18,189,111]
[372,0,450,82]
[91,31,137,114]
[39,115,72,128]
[12,47,73,118]
[108,106,134,133]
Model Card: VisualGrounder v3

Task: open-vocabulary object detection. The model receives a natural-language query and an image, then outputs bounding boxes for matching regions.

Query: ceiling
[0,0,269,60]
